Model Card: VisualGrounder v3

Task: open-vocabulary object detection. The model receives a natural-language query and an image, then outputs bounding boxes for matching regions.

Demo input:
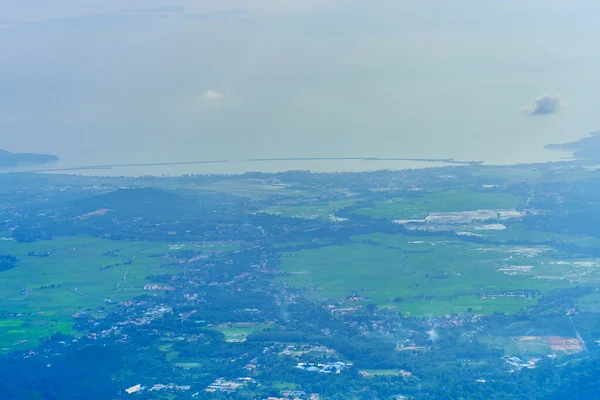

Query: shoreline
[0,154,582,178]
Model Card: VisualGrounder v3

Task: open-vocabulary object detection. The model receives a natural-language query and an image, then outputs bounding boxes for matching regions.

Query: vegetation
[0,254,18,272]
[278,234,568,315]
[0,236,183,351]
[260,199,357,219]
[353,188,525,220]
[1,163,600,399]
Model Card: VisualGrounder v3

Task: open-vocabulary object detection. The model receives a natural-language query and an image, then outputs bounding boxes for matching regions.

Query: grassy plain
[278,233,573,316]
[482,336,553,357]
[471,165,596,183]
[576,292,600,312]
[0,236,186,352]
[40,175,309,200]
[482,224,600,247]
[195,180,309,200]
[214,322,267,342]
[260,199,356,219]
[353,189,524,220]
[361,369,402,376]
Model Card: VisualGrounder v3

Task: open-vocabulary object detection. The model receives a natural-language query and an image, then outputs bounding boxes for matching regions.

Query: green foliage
[353,189,524,220]
[278,235,566,315]
[260,199,358,220]
[0,236,182,351]
[0,254,18,271]
[2,164,600,399]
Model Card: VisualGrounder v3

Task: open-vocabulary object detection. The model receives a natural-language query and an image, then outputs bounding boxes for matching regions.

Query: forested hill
[0,150,59,168]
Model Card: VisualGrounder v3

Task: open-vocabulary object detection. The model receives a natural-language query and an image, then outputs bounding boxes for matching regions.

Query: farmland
[214,322,268,342]
[2,164,600,399]
[259,199,357,220]
[353,188,525,220]
[0,236,184,352]
[278,233,580,315]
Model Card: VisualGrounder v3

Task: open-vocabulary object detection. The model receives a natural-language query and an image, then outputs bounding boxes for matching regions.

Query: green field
[196,180,309,199]
[214,322,267,342]
[360,369,402,376]
[278,233,573,316]
[482,336,552,357]
[0,236,185,352]
[576,292,600,312]
[482,224,600,247]
[260,199,356,219]
[353,189,524,220]
[472,165,597,183]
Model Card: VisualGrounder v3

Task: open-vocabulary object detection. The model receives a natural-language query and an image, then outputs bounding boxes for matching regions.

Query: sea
[0,149,573,178]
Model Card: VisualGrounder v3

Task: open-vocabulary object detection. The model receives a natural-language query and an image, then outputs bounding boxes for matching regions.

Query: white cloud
[524,94,563,116]
[201,90,226,100]
[427,329,439,343]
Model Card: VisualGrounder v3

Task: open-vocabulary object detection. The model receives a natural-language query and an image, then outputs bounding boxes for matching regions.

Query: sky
[1,0,600,168]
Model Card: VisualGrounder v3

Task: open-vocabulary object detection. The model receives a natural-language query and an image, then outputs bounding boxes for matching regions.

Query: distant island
[0,150,59,168]
[545,131,600,161]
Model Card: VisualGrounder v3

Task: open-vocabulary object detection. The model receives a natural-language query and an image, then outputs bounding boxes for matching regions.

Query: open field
[277,233,581,316]
[0,236,185,352]
[360,369,402,376]
[471,166,597,183]
[483,335,584,358]
[576,292,600,312]
[167,241,240,253]
[194,180,309,199]
[260,199,357,220]
[33,174,309,200]
[214,322,267,342]
[481,224,600,247]
[353,189,525,220]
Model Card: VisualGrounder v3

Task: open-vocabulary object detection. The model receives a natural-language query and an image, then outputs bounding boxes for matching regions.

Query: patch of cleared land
[360,369,404,376]
[484,335,584,358]
[214,322,267,342]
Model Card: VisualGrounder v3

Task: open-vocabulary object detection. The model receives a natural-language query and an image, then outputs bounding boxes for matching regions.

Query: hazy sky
[2,0,600,166]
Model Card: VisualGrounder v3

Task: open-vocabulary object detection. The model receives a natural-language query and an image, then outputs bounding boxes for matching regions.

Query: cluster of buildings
[266,391,321,400]
[143,283,175,291]
[295,361,351,374]
[204,377,256,393]
[279,344,335,357]
[504,356,541,369]
[124,383,191,395]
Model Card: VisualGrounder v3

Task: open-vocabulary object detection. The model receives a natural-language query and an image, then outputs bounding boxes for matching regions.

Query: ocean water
[0,147,573,178]
[2,159,453,177]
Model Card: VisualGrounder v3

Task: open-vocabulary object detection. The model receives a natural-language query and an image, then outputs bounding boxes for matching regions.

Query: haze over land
[2,0,600,170]
[4,3,600,396]
[4,160,600,398]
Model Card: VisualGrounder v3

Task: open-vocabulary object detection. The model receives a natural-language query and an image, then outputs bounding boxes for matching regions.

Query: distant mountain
[0,149,59,168]
[545,132,600,161]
